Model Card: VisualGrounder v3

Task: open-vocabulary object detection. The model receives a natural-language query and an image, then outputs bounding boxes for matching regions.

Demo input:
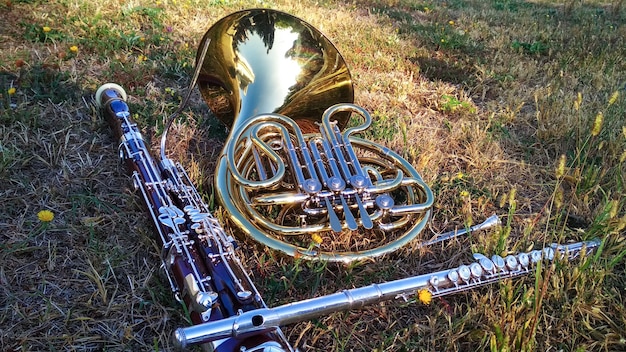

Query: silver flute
[174,239,600,349]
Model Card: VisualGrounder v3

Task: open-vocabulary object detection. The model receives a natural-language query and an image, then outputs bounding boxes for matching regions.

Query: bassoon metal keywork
[97,84,294,351]
[97,8,601,352]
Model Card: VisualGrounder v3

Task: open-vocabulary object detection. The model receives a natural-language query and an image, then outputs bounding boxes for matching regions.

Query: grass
[1,0,625,351]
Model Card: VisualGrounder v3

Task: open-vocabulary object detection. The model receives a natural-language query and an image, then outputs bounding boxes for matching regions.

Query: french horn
[196,9,434,262]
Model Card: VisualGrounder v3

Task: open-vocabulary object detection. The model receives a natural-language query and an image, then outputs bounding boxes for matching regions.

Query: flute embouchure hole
[252,315,264,327]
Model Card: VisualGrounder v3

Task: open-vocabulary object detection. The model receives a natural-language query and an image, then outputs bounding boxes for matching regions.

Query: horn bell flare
[196,9,354,133]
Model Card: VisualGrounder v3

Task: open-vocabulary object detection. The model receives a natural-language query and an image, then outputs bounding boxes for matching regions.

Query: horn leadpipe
[422,214,502,246]
[173,239,600,349]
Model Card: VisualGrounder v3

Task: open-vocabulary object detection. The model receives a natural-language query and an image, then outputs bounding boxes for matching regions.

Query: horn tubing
[197,9,435,261]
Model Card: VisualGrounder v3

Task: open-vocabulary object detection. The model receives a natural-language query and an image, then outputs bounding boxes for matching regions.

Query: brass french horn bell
[197,9,434,262]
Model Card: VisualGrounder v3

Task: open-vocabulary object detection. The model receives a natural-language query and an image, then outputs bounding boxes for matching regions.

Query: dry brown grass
[1,0,625,351]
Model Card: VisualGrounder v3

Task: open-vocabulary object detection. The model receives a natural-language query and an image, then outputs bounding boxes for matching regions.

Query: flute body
[173,240,599,348]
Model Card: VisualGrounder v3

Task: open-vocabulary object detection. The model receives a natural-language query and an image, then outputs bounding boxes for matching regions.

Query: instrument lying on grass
[97,83,600,351]
[195,9,434,262]
[173,239,600,349]
[97,84,293,351]
[96,8,601,352]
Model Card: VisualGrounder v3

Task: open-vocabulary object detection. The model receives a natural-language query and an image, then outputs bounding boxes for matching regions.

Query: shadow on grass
[350,0,624,96]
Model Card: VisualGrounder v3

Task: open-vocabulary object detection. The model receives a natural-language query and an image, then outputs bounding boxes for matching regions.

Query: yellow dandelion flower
[460,190,470,198]
[441,38,446,43]
[69,45,78,53]
[42,26,52,33]
[449,20,455,25]
[417,289,432,304]
[312,233,323,244]
[37,210,54,222]
[8,87,16,95]
[139,37,145,42]
[137,54,147,63]
[608,91,619,106]
[456,172,464,179]
[591,112,603,137]
[555,154,566,178]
